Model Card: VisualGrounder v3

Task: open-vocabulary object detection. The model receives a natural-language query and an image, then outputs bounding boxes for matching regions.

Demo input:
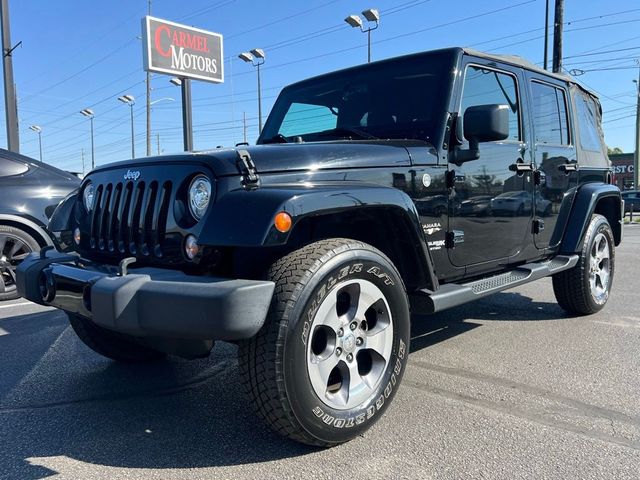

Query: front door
[448,62,534,268]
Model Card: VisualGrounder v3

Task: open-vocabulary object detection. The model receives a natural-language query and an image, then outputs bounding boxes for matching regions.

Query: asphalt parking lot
[1,227,639,480]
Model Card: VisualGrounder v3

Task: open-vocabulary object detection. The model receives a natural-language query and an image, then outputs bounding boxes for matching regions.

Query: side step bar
[410,255,579,314]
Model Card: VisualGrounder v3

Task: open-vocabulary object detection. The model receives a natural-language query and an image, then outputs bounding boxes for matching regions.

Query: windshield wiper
[317,127,378,140]
[262,133,289,144]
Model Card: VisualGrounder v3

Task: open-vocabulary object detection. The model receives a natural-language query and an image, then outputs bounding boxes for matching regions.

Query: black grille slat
[116,182,133,253]
[128,182,145,255]
[140,181,158,256]
[97,184,113,250]
[89,185,103,249]
[153,182,172,256]
[106,183,122,252]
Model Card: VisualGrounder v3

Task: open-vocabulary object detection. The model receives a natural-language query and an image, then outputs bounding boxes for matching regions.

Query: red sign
[142,16,223,83]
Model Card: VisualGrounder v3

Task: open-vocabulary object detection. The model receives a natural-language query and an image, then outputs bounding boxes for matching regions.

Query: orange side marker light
[274,212,292,233]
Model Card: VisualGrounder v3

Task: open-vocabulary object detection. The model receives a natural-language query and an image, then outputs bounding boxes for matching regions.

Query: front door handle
[509,160,534,174]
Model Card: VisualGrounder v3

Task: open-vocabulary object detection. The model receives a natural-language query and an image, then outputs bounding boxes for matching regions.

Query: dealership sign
[142,16,223,83]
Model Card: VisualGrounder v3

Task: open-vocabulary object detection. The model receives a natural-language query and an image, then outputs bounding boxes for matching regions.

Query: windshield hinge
[236,149,260,189]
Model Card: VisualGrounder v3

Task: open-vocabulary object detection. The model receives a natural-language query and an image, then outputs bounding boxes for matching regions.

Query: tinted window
[279,103,337,137]
[0,157,28,177]
[575,93,602,152]
[461,65,520,141]
[531,82,569,145]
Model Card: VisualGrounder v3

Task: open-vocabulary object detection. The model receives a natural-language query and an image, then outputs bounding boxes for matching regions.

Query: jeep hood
[89,140,438,177]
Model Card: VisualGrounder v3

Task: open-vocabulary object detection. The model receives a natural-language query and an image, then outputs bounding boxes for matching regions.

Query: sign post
[142,16,223,151]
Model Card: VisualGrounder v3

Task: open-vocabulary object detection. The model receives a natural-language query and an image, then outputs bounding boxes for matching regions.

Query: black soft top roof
[285,47,598,101]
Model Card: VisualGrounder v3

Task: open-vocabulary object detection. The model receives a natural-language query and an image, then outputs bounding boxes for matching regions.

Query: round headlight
[188,175,212,220]
[83,182,95,212]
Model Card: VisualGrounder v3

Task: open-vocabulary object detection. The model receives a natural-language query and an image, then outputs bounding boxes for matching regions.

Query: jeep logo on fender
[142,16,224,84]
[124,170,141,181]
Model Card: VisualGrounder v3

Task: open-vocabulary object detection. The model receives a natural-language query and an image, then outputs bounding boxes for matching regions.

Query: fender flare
[559,183,622,253]
[199,182,439,290]
[0,213,54,246]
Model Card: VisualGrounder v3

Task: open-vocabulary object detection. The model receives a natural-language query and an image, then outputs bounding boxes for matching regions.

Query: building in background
[610,153,634,190]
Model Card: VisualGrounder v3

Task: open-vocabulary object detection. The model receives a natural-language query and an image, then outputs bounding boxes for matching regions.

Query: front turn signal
[274,212,292,233]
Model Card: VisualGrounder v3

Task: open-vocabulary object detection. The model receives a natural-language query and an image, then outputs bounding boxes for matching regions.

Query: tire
[552,214,615,315]
[68,313,166,363]
[238,238,410,447]
[0,225,41,301]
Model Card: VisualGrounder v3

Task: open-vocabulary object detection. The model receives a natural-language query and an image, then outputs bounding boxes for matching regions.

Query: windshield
[259,51,454,144]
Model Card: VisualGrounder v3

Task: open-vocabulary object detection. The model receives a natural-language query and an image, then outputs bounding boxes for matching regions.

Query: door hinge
[236,149,259,189]
[532,219,545,234]
[445,170,455,189]
[445,231,455,249]
[445,230,464,249]
[533,170,543,185]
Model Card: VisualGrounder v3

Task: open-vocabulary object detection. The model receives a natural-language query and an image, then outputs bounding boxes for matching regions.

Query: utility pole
[146,0,152,156]
[552,0,564,73]
[157,133,160,155]
[543,0,550,70]
[81,148,85,175]
[1,0,19,152]
[634,64,640,190]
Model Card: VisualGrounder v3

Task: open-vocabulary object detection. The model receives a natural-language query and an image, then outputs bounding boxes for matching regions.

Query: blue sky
[4,0,640,172]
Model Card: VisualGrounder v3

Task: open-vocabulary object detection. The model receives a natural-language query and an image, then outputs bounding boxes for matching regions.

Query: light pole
[634,64,640,190]
[239,48,265,134]
[80,108,95,170]
[29,125,42,162]
[345,8,380,63]
[170,77,193,151]
[118,94,135,158]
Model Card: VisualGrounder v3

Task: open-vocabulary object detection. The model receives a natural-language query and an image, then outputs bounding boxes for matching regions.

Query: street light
[79,108,95,170]
[29,125,42,162]
[117,94,135,159]
[239,48,266,134]
[344,8,380,63]
[150,97,175,106]
[634,65,640,190]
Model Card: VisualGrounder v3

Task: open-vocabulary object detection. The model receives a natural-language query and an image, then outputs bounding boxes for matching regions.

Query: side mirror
[451,104,510,166]
[464,104,510,143]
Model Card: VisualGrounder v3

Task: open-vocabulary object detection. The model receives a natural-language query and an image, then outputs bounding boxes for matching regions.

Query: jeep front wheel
[238,238,410,447]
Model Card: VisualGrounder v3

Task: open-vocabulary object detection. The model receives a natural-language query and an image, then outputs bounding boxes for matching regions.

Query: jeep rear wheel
[238,238,410,447]
[552,214,615,315]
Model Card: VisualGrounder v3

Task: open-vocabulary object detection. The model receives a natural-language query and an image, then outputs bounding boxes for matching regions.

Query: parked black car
[0,150,79,300]
[621,190,640,214]
[18,48,622,447]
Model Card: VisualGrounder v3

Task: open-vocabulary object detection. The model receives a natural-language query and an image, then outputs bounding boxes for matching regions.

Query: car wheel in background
[0,225,41,301]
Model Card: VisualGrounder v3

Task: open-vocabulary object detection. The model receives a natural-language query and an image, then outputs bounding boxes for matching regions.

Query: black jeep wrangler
[17,48,623,447]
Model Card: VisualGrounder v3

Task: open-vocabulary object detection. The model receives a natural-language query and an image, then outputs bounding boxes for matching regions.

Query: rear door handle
[559,163,578,173]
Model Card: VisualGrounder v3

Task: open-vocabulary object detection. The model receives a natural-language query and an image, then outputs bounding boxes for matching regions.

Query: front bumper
[16,251,275,341]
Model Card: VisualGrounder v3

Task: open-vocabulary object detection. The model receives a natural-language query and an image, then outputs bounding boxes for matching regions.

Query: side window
[279,102,337,137]
[0,158,29,177]
[531,82,570,145]
[574,93,602,152]
[461,65,520,141]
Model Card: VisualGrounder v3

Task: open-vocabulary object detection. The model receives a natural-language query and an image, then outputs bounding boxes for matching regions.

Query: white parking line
[0,302,34,309]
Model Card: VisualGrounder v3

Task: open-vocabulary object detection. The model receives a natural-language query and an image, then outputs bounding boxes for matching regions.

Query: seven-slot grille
[89,180,172,257]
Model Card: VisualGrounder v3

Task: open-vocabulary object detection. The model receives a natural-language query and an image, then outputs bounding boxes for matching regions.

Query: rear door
[524,74,578,250]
